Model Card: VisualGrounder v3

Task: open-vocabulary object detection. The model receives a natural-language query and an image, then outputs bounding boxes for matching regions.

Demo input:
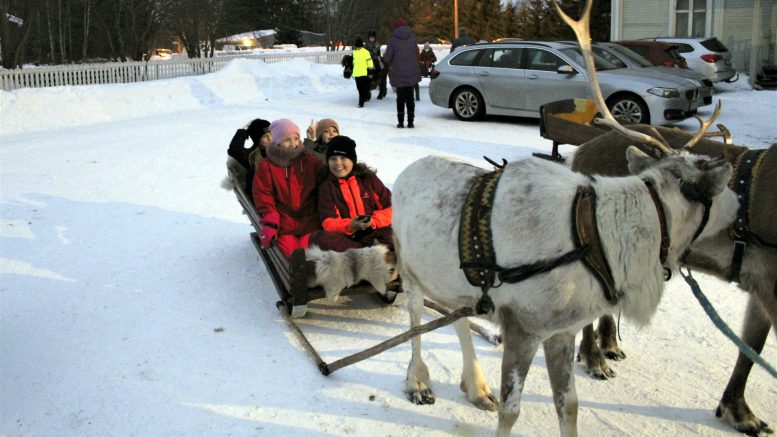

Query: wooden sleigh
[533,98,733,163]
[226,165,501,374]
[226,165,401,319]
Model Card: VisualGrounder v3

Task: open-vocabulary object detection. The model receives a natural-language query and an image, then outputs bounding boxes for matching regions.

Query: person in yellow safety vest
[352,35,375,108]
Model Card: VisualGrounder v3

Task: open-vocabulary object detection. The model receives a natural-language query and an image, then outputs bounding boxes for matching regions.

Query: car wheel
[452,87,485,121]
[608,95,649,124]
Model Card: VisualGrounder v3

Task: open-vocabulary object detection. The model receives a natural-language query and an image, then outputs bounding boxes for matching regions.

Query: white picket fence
[0,50,350,91]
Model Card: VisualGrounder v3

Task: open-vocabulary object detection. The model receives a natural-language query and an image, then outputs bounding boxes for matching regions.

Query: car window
[525,48,567,72]
[591,46,628,68]
[449,49,482,66]
[559,48,620,71]
[491,48,522,69]
[665,46,684,61]
[623,44,650,59]
[603,45,653,67]
[701,37,728,52]
[673,43,694,53]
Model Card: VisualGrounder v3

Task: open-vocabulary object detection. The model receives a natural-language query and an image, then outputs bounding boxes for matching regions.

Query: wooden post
[454,0,459,39]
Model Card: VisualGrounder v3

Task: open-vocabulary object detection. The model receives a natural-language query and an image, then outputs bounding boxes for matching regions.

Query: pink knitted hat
[269,118,300,146]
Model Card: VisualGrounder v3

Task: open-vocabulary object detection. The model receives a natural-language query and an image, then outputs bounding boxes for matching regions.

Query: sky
[1,49,776,436]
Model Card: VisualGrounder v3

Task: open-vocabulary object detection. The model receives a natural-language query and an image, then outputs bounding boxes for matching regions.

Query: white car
[648,37,737,83]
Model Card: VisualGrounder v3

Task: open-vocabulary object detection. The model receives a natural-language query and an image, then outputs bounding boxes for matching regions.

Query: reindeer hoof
[407,389,435,405]
[472,393,499,411]
[716,402,773,436]
[588,364,616,380]
[604,349,627,361]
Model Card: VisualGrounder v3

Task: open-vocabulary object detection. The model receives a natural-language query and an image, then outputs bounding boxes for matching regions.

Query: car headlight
[647,87,680,98]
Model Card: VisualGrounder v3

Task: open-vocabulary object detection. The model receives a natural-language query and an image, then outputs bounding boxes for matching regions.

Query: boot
[397,113,405,128]
[407,114,415,128]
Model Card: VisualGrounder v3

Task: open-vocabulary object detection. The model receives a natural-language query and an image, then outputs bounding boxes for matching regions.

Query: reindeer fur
[392,150,737,436]
[306,244,396,303]
[572,126,777,435]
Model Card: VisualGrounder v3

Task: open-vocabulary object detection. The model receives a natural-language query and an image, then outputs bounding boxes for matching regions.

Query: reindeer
[572,113,777,437]
[341,54,390,99]
[390,1,745,435]
[545,3,777,436]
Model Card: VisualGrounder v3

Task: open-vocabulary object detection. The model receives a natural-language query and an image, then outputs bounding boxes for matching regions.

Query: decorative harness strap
[458,160,610,314]
[645,181,670,265]
[728,149,768,282]
[571,186,620,303]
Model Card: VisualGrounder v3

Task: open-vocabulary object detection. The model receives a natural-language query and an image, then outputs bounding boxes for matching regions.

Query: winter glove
[349,215,372,232]
[259,211,280,249]
[367,68,375,80]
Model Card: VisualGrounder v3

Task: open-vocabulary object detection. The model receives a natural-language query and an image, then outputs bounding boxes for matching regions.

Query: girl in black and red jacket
[311,135,393,252]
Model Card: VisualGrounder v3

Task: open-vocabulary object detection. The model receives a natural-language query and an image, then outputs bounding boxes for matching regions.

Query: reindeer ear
[626,145,654,175]
[695,163,733,199]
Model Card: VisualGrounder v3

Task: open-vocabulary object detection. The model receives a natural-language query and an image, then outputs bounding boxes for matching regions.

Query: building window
[675,0,707,37]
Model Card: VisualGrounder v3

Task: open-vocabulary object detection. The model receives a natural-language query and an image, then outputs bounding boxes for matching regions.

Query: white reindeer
[392,148,738,436]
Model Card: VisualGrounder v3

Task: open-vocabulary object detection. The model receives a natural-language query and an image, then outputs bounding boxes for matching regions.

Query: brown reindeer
[572,130,776,436]
[552,0,776,435]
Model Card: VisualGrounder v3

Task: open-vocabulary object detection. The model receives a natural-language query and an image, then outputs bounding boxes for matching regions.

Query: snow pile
[0,58,350,136]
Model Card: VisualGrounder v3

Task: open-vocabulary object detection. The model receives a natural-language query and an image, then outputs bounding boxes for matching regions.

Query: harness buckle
[733,239,748,251]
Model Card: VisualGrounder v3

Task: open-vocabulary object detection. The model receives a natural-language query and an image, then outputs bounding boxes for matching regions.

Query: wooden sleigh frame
[533,98,733,163]
[227,166,502,375]
[227,166,400,319]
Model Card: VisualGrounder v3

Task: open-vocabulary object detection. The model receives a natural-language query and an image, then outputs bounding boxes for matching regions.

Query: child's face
[278,133,301,150]
[328,156,353,178]
[259,132,272,147]
[321,127,339,144]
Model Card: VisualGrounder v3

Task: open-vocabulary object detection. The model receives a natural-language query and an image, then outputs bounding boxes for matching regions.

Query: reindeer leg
[577,323,615,379]
[545,332,579,437]
[596,314,626,360]
[454,318,498,411]
[404,286,435,405]
[716,296,773,435]
[497,312,541,437]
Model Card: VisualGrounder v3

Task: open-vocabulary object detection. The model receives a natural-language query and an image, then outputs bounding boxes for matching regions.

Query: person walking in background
[365,31,388,100]
[450,26,475,52]
[351,36,374,108]
[384,18,421,129]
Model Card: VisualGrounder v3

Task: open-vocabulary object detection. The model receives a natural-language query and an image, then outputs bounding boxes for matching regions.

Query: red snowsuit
[252,152,324,258]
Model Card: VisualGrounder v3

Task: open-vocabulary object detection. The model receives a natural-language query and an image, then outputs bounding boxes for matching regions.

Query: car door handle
[478,71,490,76]
[527,74,538,80]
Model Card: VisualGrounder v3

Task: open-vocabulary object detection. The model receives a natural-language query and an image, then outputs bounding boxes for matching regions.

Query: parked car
[646,37,737,83]
[612,40,687,69]
[588,42,713,107]
[429,41,701,124]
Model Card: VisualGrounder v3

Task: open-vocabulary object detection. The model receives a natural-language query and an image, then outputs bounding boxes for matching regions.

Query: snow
[1,52,776,436]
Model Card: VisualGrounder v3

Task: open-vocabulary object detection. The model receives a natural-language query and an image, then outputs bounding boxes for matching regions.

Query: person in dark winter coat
[352,36,375,107]
[364,30,388,99]
[252,119,324,259]
[311,135,393,252]
[383,18,422,129]
[304,118,340,160]
[450,26,476,52]
[227,118,271,193]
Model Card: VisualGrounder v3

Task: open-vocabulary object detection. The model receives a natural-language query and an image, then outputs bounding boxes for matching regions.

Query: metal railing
[0,50,350,91]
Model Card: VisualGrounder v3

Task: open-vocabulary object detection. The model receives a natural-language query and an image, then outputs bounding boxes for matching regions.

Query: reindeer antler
[551,0,680,156]
[682,100,722,149]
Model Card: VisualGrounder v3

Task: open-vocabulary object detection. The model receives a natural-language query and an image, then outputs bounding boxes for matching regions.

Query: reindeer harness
[728,149,773,283]
[457,160,674,315]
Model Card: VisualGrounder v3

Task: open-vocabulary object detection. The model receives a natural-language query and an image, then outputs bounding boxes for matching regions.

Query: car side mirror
[557,65,576,74]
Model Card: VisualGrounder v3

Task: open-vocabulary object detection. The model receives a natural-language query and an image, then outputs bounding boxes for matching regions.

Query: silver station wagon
[429,41,702,124]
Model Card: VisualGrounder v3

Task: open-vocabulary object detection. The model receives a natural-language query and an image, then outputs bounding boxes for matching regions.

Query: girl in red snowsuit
[252,119,324,259]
